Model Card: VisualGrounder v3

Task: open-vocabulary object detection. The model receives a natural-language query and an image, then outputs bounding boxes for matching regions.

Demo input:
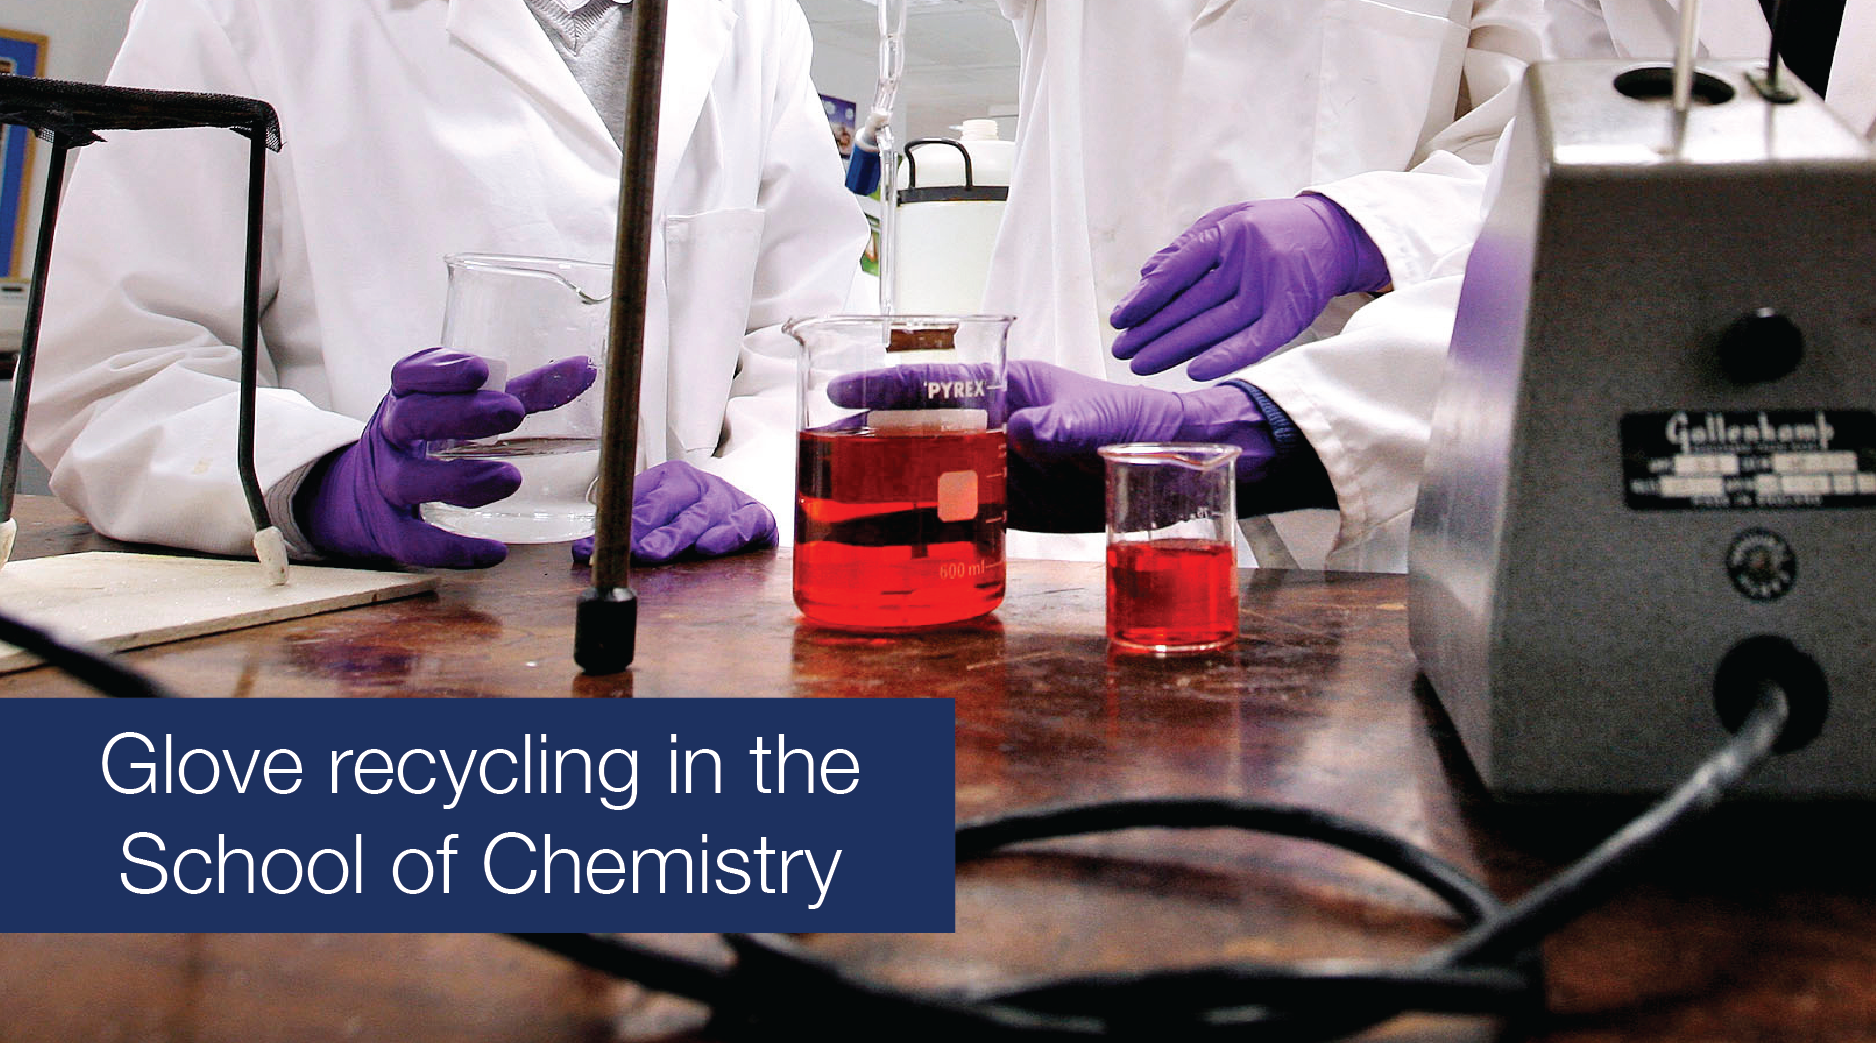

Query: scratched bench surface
[2,495,1873,1043]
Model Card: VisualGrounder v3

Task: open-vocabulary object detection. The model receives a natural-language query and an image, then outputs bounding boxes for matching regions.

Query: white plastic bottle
[891,119,1014,314]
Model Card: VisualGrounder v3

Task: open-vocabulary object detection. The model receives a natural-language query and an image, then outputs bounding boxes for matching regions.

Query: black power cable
[507,684,1790,1040]
[0,604,1793,1038]
[0,610,178,699]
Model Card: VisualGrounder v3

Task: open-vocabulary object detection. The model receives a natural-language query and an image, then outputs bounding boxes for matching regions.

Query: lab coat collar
[446,0,734,200]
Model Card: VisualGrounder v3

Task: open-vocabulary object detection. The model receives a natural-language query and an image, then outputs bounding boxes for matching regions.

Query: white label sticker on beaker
[937,470,979,522]
[871,409,988,434]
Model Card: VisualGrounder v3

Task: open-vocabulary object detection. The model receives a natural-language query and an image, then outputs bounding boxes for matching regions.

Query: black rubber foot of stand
[575,586,638,674]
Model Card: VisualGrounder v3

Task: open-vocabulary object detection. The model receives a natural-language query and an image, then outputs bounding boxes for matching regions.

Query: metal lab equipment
[0,78,447,665]
[575,0,666,674]
[1409,59,1876,799]
[0,76,284,580]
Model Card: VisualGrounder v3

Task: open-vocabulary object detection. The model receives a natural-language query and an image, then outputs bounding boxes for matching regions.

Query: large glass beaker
[784,315,1012,628]
[420,253,611,544]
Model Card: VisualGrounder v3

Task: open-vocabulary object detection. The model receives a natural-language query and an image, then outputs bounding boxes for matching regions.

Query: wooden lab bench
[0,496,1871,1042]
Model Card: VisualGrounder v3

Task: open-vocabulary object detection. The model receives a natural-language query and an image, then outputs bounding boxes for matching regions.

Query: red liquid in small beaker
[795,428,1006,628]
[1106,538,1238,653]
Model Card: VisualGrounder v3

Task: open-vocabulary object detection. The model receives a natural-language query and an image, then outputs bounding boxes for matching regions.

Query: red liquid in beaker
[795,428,1007,628]
[1106,539,1238,653]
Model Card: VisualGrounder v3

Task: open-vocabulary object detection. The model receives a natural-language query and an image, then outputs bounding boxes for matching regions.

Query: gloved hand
[296,347,596,568]
[824,361,1274,533]
[572,461,778,565]
[1109,194,1390,381]
[1004,361,1274,532]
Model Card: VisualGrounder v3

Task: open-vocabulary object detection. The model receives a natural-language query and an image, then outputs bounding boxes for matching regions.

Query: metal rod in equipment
[576,0,667,674]
[1765,0,1786,95]
[1744,0,1800,103]
[1672,0,1703,114]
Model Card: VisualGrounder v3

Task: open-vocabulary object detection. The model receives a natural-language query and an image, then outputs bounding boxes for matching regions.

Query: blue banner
[0,698,956,932]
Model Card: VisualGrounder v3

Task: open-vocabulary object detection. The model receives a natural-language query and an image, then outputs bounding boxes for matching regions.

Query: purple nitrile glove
[1003,361,1274,532]
[821,361,1275,532]
[825,362,1003,418]
[297,347,597,568]
[571,460,777,565]
[1109,194,1390,381]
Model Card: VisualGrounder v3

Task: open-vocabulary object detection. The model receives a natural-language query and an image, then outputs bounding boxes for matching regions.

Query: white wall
[0,0,139,346]
[802,0,1019,143]
[0,0,135,82]
[0,0,136,494]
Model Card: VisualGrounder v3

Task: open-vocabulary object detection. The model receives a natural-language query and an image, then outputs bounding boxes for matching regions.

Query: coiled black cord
[0,605,1791,1039]
[514,683,1792,1041]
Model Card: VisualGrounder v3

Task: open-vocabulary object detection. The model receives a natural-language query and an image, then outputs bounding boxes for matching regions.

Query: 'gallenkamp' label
[1621,409,1876,510]
[1664,410,1835,452]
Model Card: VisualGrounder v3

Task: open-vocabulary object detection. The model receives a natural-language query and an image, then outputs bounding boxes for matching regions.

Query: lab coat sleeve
[1307,0,1546,288]
[1244,116,1523,572]
[1237,260,1469,568]
[24,0,362,558]
[689,0,869,529]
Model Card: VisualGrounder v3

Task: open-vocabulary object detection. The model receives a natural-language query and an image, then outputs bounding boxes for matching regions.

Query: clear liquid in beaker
[421,436,599,544]
[794,426,1006,628]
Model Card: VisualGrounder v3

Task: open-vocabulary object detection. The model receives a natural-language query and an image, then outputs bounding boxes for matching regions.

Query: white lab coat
[1549,0,1876,138]
[28,0,865,557]
[984,0,1548,572]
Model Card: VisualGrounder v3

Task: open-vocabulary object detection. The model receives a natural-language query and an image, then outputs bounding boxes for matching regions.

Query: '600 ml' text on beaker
[794,427,1006,628]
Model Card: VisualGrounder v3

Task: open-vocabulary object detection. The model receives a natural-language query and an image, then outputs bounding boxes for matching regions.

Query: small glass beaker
[1100,443,1241,655]
[784,314,1012,629]
[419,253,611,544]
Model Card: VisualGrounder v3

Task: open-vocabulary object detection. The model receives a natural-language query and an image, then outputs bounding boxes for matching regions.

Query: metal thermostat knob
[1717,308,1803,384]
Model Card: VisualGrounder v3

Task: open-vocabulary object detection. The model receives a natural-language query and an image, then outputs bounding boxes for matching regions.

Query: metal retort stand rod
[575,0,667,673]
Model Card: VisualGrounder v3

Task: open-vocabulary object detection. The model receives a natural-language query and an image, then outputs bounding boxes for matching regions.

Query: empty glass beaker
[1101,443,1241,654]
[785,314,1012,629]
[419,253,611,544]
